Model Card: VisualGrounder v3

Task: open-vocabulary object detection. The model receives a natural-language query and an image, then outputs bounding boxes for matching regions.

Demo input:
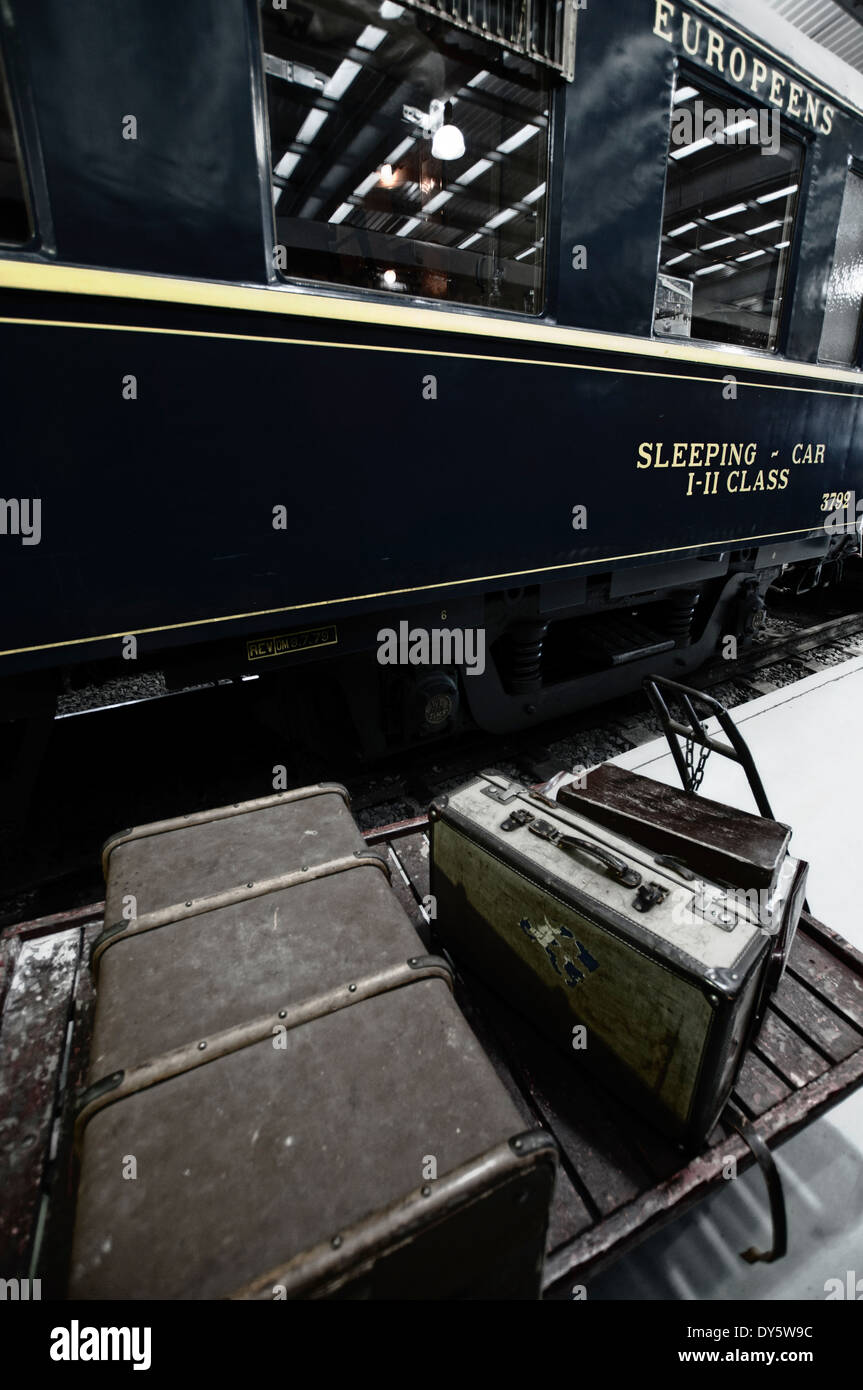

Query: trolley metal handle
[528,819,642,888]
[642,675,775,818]
[643,674,809,917]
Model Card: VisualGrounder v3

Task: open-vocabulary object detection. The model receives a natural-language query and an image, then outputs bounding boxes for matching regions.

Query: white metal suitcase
[429,768,808,1147]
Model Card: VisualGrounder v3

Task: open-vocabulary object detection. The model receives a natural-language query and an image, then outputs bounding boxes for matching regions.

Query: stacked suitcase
[429,765,808,1148]
[69,784,557,1300]
[70,758,807,1296]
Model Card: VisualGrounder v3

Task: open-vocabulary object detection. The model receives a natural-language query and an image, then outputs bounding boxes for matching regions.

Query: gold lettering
[681,14,701,56]
[770,71,786,106]
[821,106,835,134]
[637,442,654,469]
[728,46,747,83]
[653,0,675,42]
[805,92,821,127]
[787,82,803,117]
[672,442,688,467]
[705,28,725,72]
[751,58,768,94]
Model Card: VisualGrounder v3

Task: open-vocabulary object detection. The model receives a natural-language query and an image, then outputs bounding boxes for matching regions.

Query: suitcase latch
[692,888,739,931]
[633,882,668,913]
[501,808,535,831]
[480,783,522,806]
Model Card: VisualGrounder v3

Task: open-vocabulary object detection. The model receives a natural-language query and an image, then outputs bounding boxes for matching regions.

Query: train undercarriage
[5,530,854,767]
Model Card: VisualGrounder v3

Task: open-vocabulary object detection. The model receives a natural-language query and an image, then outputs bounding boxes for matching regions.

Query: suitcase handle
[528,819,642,888]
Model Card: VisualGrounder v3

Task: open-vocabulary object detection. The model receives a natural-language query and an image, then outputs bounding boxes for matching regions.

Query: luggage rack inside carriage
[2,681,863,1298]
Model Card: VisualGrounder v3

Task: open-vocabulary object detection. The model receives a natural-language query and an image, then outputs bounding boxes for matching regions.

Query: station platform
[3,661,861,1301]
[590,655,863,1300]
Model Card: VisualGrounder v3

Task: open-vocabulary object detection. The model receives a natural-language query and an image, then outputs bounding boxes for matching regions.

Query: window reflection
[0,61,29,245]
[260,0,550,314]
[819,170,863,366]
[655,76,803,351]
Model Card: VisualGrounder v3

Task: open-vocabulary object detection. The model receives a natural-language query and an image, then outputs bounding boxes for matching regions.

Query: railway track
[1,592,861,927]
[346,603,863,826]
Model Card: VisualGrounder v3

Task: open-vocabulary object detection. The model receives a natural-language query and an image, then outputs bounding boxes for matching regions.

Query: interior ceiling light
[705,202,748,221]
[431,102,465,161]
[523,182,546,205]
[497,124,538,155]
[671,137,714,161]
[424,189,452,214]
[404,99,465,160]
[385,136,414,163]
[325,59,361,101]
[379,163,399,188]
[723,117,756,137]
[457,158,492,187]
[357,24,387,50]
[757,184,798,204]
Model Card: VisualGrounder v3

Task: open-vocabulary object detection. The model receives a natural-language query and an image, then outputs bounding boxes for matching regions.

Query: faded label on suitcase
[434,819,713,1129]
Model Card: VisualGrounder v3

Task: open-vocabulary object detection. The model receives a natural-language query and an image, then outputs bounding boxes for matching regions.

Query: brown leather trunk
[69,784,556,1300]
[558,763,791,892]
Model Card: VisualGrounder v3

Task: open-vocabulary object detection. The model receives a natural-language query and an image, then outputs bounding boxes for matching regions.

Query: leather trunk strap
[75,956,453,1150]
[90,850,389,974]
[100,783,351,875]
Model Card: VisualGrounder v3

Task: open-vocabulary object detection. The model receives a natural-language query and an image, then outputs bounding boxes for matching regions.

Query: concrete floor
[591,657,863,1301]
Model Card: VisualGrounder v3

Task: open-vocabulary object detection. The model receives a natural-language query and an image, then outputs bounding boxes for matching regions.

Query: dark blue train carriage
[0,0,861,747]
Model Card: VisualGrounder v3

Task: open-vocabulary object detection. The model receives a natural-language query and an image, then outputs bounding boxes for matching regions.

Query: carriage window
[654,76,804,351]
[819,170,863,366]
[0,59,30,244]
[259,0,552,314]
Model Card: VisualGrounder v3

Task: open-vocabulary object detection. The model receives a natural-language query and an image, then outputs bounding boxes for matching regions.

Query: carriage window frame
[0,46,34,248]
[257,0,555,319]
[653,67,808,356]
[818,161,863,369]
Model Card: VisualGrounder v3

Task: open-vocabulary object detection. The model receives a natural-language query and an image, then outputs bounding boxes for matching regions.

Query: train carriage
[1,0,862,748]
